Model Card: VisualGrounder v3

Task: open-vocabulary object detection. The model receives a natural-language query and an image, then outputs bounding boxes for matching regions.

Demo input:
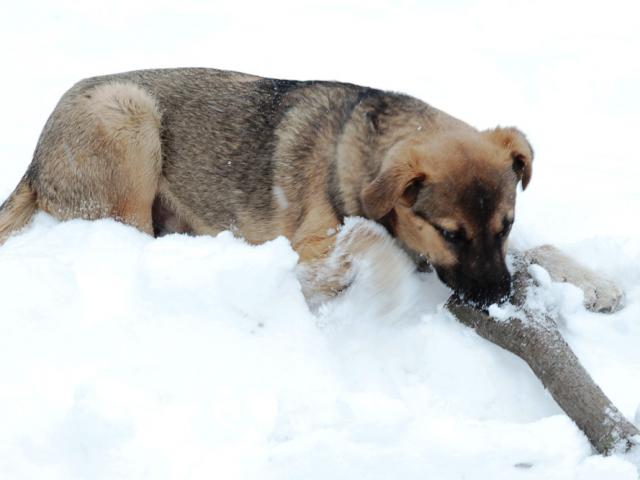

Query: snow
[486,263,587,324]
[576,455,638,480]
[1,1,640,479]
[272,186,289,210]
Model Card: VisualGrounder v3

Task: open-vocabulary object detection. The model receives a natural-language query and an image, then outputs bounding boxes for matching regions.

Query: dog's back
[4,68,420,246]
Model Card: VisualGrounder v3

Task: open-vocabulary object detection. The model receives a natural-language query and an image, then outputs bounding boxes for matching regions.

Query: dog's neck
[333,105,376,218]
[333,95,470,272]
[333,94,448,219]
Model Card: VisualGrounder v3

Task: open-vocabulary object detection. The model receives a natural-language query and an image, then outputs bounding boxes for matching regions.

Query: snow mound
[1,213,639,479]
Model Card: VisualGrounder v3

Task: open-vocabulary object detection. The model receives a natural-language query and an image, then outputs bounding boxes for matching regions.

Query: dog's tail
[0,176,37,245]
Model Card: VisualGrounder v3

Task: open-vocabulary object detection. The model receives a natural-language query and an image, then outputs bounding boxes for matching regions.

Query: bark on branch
[446,252,639,456]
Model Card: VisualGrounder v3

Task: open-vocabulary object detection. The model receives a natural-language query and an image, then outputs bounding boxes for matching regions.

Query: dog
[0,68,620,310]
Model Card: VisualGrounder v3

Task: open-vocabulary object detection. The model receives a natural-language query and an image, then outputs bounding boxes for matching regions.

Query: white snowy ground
[1,1,640,479]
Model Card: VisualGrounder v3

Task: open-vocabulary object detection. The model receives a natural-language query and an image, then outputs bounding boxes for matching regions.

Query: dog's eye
[497,218,514,239]
[435,225,465,244]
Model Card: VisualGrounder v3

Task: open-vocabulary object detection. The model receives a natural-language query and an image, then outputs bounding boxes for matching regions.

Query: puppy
[0,67,593,308]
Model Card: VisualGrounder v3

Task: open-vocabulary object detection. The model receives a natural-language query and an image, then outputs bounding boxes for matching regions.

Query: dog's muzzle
[436,263,512,307]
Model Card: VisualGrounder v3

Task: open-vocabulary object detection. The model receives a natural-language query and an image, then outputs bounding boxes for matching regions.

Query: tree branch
[446,252,639,456]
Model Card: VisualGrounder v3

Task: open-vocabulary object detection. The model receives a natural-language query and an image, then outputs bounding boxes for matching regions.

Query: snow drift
[0,211,639,479]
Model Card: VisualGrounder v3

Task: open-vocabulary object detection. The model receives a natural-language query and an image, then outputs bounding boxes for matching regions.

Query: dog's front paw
[524,245,625,313]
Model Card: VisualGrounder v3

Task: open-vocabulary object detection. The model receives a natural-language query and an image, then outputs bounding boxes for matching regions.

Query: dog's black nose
[434,262,512,307]
[465,277,512,307]
[486,280,512,305]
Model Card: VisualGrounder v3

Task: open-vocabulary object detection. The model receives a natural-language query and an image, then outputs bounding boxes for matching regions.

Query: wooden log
[446,252,639,456]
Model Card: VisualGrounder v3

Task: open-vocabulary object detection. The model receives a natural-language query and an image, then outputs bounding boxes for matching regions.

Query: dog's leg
[295,232,349,307]
[291,205,345,306]
[523,245,624,313]
[295,217,413,310]
[33,81,162,235]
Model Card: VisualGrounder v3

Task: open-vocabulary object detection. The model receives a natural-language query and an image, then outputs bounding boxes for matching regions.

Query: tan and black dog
[1,68,536,306]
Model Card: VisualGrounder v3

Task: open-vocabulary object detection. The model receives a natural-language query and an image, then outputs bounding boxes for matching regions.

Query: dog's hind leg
[31,81,162,235]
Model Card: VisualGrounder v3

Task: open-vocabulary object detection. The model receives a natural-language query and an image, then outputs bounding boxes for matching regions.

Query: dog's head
[361,126,533,306]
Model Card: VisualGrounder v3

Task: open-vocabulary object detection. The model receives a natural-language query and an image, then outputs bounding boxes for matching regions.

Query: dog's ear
[361,149,426,219]
[484,127,534,190]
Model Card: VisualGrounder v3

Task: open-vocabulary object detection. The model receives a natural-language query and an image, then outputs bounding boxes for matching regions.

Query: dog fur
[1,68,536,305]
